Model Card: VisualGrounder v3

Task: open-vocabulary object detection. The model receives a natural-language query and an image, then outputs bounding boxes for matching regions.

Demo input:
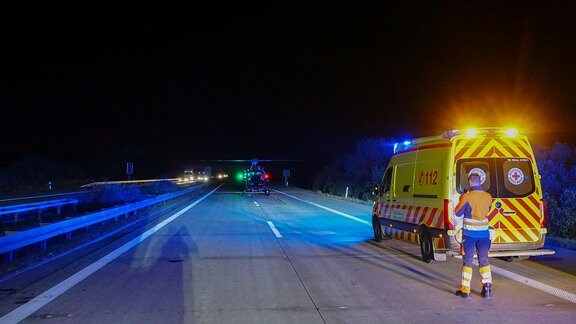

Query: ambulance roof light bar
[442,127,520,139]
[465,129,478,138]
[505,128,519,137]
[442,129,461,139]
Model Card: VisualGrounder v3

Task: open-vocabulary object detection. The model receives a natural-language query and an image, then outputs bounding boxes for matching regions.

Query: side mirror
[372,184,379,196]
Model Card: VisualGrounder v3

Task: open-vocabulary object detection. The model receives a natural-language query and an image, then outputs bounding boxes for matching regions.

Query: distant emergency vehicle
[372,128,555,262]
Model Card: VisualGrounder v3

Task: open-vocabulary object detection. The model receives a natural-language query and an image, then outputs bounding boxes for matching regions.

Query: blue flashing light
[393,140,413,154]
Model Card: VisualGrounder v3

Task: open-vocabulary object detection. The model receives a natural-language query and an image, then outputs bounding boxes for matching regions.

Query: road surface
[1,183,575,323]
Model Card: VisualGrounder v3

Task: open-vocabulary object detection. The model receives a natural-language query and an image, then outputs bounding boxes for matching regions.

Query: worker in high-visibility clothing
[454,172,493,299]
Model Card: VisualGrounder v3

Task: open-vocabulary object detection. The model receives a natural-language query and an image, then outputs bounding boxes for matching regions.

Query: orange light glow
[465,129,478,138]
[505,128,519,137]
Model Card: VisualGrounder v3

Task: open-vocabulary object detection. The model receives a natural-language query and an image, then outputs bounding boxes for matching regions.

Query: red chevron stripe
[515,199,540,223]
[499,227,522,242]
[514,139,533,159]
[494,146,506,157]
[488,208,499,219]
[501,215,533,242]
[493,138,510,157]
[410,206,419,223]
[406,206,413,223]
[414,206,421,222]
[427,208,437,227]
[420,206,429,223]
[433,208,443,227]
[528,195,540,208]
[500,199,535,227]
[469,140,487,157]
[454,138,474,160]
[424,208,432,226]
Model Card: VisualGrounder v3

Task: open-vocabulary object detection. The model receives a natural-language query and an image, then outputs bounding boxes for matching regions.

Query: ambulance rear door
[456,158,542,246]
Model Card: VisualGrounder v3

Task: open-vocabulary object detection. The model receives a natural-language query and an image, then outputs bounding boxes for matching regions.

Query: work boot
[455,290,471,299]
[481,283,492,299]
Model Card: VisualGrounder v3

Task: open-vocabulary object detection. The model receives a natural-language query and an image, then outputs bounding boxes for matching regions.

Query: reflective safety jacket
[454,186,492,238]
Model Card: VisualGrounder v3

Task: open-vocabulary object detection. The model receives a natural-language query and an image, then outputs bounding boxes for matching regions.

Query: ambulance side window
[394,163,415,199]
[380,168,392,195]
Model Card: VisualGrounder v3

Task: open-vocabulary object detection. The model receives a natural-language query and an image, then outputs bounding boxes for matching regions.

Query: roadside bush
[313,138,393,199]
[99,184,143,205]
[535,142,576,240]
[79,184,145,211]
[547,189,576,239]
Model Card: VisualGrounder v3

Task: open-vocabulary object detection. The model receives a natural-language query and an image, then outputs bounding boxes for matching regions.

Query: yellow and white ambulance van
[372,127,555,262]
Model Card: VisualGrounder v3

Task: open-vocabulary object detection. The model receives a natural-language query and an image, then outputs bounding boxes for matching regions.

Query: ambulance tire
[372,216,383,243]
[419,229,435,263]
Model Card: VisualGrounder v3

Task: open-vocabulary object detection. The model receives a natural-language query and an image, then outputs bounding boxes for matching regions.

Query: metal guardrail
[0,184,207,261]
[0,199,79,223]
[80,178,180,188]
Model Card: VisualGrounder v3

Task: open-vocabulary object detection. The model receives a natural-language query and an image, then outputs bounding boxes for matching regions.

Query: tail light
[443,199,454,230]
[539,198,547,226]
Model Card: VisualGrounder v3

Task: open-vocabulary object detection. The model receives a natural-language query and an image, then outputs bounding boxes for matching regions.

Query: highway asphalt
[0,183,575,323]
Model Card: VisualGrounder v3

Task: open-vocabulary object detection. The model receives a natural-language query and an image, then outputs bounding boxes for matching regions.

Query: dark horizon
[2,2,576,179]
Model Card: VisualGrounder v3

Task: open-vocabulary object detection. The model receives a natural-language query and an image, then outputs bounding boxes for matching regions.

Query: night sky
[2,2,576,178]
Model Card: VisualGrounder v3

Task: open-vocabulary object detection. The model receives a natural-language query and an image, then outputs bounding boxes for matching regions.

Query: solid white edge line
[274,188,576,304]
[490,264,576,304]
[0,186,220,324]
[267,221,282,238]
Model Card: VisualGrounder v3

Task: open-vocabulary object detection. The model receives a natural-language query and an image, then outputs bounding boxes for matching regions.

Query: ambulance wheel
[419,229,435,263]
[372,216,383,243]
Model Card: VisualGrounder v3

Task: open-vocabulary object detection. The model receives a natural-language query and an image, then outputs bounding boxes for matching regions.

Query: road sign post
[282,169,291,186]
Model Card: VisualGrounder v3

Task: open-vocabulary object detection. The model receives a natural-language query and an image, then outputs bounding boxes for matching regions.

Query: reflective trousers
[460,236,492,293]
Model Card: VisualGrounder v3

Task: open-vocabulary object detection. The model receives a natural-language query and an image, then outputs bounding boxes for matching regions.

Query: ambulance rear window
[501,159,535,197]
[457,161,492,194]
[456,158,535,198]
